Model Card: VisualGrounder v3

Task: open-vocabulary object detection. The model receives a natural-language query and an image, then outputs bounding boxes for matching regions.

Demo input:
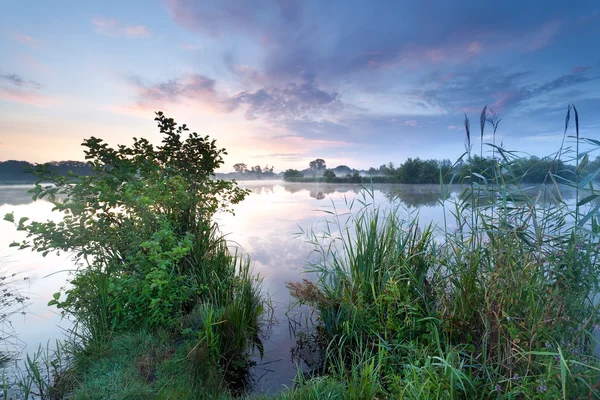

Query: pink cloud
[425,48,445,63]
[526,20,561,51]
[123,25,152,38]
[467,41,482,55]
[0,87,56,107]
[12,33,36,45]
[447,125,462,130]
[92,17,152,38]
[179,43,202,50]
[460,105,482,113]
[572,66,591,74]
[112,74,227,118]
[403,120,420,127]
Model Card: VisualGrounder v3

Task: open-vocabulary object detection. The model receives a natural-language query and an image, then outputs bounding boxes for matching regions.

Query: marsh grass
[288,106,600,399]
[0,258,29,366]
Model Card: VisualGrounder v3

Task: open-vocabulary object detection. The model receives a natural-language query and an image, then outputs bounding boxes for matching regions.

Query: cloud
[410,66,599,113]
[179,43,202,50]
[92,17,152,38]
[0,87,55,107]
[11,33,36,46]
[526,20,562,51]
[573,66,591,74]
[403,120,420,127]
[0,71,54,106]
[229,81,344,122]
[128,73,223,110]
[0,72,42,89]
[120,69,348,125]
[164,0,299,37]
[165,0,584,85]
[253,152,306,161]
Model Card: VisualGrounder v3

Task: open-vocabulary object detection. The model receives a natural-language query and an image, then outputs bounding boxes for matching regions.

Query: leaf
[577,194,599,207]
[577,153,589,175]
[564,104,571,135]
[573,104,579,139]
[472,172,488,184]
[578,203,600,227]
[4,213,14,223]
[9,241,20,248]
[578,167,600,189]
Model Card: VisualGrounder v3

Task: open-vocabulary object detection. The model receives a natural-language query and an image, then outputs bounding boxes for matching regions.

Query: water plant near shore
[288,105,600,399]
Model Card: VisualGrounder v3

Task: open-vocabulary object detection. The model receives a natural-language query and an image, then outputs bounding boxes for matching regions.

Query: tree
[347,171,361,184]
[323,169,336,183]
[233,163,247,174]
[309,159,326,176]
[5,111,252,336]
[283,169,304,181]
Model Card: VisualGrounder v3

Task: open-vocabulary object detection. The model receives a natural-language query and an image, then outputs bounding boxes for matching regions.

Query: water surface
[0,181,579,394]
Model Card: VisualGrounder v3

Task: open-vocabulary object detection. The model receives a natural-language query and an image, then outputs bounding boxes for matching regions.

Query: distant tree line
[283,155,591,184]
[0,160,93,183]
[224,163,276,180]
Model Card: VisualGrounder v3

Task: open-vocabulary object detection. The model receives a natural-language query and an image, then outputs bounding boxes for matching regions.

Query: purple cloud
[229,81,344,122]
[0,72,42,89]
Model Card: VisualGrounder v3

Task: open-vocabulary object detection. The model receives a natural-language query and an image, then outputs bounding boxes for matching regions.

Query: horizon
[1,1,599,170]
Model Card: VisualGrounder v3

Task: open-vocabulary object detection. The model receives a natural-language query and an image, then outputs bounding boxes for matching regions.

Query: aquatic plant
[289,105,600,399]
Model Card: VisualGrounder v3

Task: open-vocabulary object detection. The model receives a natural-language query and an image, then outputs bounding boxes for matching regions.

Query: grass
[287,106,600,399]
[3,227,268,399]
[0,260,28,368]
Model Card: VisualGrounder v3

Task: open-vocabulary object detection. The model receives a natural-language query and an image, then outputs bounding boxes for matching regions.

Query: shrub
[5,112,252,341]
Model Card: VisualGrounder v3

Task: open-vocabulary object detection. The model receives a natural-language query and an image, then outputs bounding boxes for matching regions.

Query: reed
[288,105,600,399]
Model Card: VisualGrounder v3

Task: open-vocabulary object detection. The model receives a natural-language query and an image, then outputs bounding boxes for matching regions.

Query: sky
[1,0,599,171]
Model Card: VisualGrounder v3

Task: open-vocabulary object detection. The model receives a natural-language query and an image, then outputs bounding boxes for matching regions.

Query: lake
[0,181,579,394]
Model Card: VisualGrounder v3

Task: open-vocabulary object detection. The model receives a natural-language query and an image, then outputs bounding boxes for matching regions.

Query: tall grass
[289,106,600,398]
[0,263,28,369]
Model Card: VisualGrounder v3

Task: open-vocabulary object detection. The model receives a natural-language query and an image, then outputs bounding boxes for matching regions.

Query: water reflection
[0,185,36,206]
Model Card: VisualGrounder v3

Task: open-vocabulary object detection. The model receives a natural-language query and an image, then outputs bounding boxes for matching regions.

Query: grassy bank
[285,106,600,399]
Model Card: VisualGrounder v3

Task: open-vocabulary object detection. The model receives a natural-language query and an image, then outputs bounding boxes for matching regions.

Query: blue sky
[1,0,599,170]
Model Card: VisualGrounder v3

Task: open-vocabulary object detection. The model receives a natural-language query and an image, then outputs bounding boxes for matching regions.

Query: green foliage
[6,112,253,340]
[283,169,304,180]
[4,112,266,397]
[323,169,336,183]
